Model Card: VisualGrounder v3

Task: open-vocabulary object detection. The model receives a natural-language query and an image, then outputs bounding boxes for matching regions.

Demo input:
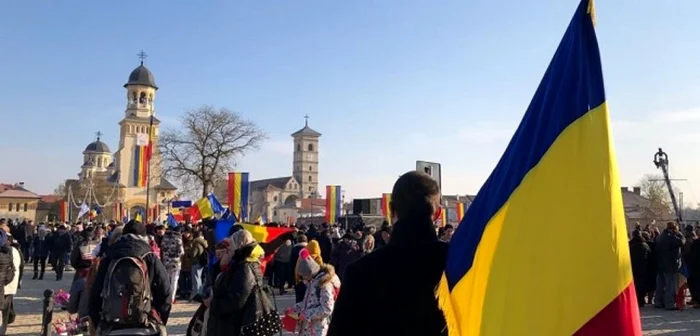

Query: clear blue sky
[2,0,700,204]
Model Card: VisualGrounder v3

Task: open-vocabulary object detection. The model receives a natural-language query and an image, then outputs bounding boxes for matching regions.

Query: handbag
[240,263,282,336]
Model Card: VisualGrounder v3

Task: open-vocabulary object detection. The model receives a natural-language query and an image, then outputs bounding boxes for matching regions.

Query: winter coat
[316,234,334,263]
[33,235,52,259]
[629,236,651,284]
[330,240,361,279]
[274,240,293,263]
[328,218,448,336]
[207,244,268,336]
[293,265,340,336]
[0,245,16,306]
[51,230,73,255]
[655,228,685,273]
[161,231,184,271]
[71,237,98,270]
[68,277,90,318]
[88,234,172,329]
[4,245,21,295]
[289,242,308,282]
[186,237,208,268]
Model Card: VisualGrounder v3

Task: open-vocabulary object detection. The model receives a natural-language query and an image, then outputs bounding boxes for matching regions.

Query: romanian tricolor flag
[227,172,250,221]
[59,200,69,222]
[191,196,215,222]
[455,202,465,222]
[381,193,392,223]
[145,115,155,163]
[113,203,123,221]
[325,185,341,223]
[240,223,293,244]
[436,2,642,336]
[133,145,148,187]
[151,204,160,222]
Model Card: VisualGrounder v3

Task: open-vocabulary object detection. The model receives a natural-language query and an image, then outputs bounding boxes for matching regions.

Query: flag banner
[77,202,89,219]
[325,185,342,223]
[135,133,149,146]
[133,145,147,187]
[227,172,250,221]
[191,196,215,222]
[455,202,465,222]
[436,1,642,336]
[151,204,160,222]
[207,193,226,214]
[171,200,192,208]
[113,203,121,221]
[59,200,69,222]
[381,193,392,223]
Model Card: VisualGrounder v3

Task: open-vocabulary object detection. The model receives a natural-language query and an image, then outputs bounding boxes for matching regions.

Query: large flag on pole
[227,172,250,220]
[325,185,341,223]
[436,1,642,335]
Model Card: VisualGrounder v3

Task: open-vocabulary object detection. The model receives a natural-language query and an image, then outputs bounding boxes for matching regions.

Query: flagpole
[144,116,154,223]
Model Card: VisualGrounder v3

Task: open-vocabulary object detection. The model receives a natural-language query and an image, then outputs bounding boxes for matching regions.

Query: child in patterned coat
[290,248,340,336]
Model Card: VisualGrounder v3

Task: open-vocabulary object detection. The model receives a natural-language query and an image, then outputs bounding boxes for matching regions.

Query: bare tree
[53,181,66,197]
[637,174,673,222]
[159,106,267,198]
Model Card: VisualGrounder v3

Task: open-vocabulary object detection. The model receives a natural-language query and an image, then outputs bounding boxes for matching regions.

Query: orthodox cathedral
[66,55,176,220]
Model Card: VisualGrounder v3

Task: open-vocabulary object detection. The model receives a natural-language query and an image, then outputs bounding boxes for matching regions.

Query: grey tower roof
[124,64,158,89]
[84,139,111,153]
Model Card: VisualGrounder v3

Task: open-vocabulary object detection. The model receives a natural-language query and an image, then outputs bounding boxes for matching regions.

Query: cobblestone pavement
[8,265,700,335]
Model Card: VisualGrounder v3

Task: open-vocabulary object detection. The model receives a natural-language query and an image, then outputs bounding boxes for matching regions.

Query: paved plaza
[7,265,700,335]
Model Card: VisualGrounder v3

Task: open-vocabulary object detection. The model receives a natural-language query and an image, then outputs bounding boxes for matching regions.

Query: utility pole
[653,148,685,224]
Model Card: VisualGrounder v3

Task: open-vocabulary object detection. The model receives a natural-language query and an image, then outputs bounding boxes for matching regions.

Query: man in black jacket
[89,220,172,332]
[328,171,448,336]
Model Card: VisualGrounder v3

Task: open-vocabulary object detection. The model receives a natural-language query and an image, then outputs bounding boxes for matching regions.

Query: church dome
[84,139,111,153]
[124,64,158,89]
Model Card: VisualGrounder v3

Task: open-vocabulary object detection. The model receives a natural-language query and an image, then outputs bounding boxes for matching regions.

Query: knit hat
[124,220,147,237]
[296,248,320,279]
[307,240,323,265]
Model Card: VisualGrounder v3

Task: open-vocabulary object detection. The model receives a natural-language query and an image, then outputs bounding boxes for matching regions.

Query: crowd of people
[0,171,476,336]
[630,220,700,310]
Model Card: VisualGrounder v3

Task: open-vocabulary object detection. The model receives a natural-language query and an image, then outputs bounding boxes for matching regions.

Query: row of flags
[437,1,641,335]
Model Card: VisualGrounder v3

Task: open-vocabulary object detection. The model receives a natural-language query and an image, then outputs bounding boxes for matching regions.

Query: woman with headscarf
[205,230,279,336]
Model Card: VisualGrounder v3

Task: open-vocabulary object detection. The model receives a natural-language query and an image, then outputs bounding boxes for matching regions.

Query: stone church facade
[65,56,176,221]
[248,118,322,223]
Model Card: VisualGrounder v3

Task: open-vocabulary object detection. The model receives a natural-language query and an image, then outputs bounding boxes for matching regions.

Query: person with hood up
[289,248,340,336]
[161,226,185,303]
[205,229,279,336]
[88,220,171,335]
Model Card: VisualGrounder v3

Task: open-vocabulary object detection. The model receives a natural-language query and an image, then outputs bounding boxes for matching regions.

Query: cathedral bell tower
[112,51,166,212]
[292,115,322,199]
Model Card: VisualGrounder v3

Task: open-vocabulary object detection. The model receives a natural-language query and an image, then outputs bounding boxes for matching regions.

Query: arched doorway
[130,205,146,221]
[284,195,300,207]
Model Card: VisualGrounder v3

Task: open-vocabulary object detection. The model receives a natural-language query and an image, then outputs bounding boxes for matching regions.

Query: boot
[39,272,44,280]
[32,273,38,280]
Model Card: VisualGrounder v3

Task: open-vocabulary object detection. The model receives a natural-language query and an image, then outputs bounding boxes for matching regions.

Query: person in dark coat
[629,230,651,307]
[316,229,334,266]
[653,221,685,310]
[50,225,73,281]
[32,226,51,279]
[642,231,658,304]
[330,234,361,280]
[205,229,271,336]
[328,171,448,336]
[88,220,172,332]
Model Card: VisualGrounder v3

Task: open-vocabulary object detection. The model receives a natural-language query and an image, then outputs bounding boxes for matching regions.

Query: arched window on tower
[139,92,147,104]
[297,144,301,152]
[308,144,314,151]
[309,166,312,171]
[131,91,137,104]
[8,203,12,212]
[308,175,312,182]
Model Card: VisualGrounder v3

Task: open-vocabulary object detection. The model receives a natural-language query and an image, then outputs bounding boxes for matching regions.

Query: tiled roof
[291,125,321,137]
[250,177,294,191]
[300,198,326,210]
[0,184,40,199]
[156,178,177,190]
[40,195,62,203]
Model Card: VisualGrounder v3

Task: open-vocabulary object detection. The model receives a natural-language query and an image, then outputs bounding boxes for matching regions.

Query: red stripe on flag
[573,282,642,336]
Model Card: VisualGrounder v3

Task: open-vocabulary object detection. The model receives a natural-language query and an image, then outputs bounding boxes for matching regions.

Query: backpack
[100,253,154,327]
